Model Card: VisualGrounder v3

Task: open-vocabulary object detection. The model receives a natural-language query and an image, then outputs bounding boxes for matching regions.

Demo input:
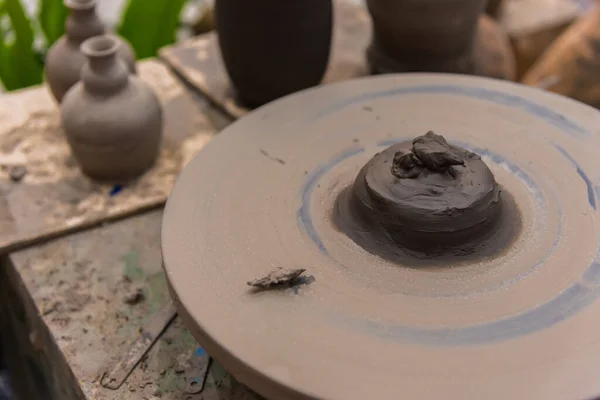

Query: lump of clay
[391,131,469,179]
[345,131,502,253]
[247,268,306,289]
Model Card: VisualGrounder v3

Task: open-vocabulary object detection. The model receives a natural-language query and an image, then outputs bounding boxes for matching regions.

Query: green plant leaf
[1,0,43,90]
[117,0,187,59]
[39,0,67,46]
[0,9,19,91]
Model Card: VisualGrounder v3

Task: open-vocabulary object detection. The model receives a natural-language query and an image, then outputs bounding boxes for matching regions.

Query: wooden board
[7,210,262,400]
[159,0,371,119]
[0,60,225,254]
[522,4,600,109]
[498,0,589,78]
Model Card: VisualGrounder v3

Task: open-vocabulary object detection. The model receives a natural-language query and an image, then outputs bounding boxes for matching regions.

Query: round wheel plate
[162,74,600,400]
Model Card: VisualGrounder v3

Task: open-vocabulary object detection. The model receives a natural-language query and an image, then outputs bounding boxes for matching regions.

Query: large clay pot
[45,0,136,103]
[366,0,487,74]
[60,35,163,183]
[214,0,333,108]
[485,0,503,18]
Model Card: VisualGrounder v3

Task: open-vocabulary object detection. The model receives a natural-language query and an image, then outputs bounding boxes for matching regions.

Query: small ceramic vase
[214,0,333,108]
[366,0,486,74]
[60,35,163,183]
[45,0,136,103]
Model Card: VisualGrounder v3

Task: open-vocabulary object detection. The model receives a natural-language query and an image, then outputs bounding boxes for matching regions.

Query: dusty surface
[163,73,600,399]
[0,59,221,254]
[159,0,371,118]
[11,210,263,400]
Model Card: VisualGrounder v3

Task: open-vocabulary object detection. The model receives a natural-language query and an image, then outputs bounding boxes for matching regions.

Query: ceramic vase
[45,0,136,103]
[366,0,486,74]
[60,35,163,183]
[214,0,333,108]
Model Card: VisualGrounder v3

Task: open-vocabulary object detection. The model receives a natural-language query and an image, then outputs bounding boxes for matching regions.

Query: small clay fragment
[247,268,306,289]
[391,131,465,179]
[391,151,422,179]
[123,288,145,305]
[9,165,27,182]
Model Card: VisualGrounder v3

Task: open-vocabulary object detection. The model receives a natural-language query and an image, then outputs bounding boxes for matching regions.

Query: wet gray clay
[60,35,163,183]
[45,0,136,103]
[366,0,486,74]
[215,0,333,108]
[334,131,509,257]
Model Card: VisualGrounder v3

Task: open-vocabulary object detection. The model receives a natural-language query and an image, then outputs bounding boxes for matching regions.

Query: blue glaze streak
[333,282,600,346]
[297,147,364,255]
[109,184,123,196]
[582,262,600,287]
[195,347,207,356]
[312,85,588,138]
[459,142,541,199]
[553,145,596,210]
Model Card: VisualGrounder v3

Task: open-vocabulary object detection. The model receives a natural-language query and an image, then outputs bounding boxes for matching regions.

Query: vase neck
[81,36,129,96]
[66,3,104,45]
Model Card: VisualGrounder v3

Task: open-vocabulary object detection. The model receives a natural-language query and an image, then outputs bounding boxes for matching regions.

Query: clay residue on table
[11,210,262,400]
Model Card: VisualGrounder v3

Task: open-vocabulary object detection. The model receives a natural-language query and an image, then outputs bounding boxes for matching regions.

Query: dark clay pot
[366,0,486,74]
[215,0,333,108]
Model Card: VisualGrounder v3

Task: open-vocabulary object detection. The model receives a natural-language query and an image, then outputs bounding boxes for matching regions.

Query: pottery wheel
[162,74,600,400]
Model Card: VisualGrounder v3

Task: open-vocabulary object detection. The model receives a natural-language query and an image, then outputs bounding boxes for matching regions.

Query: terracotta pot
[45,0,136,103]
[214,0,333,108]
[366,0,486,73]
[60,35,163,183]
[485,0,503,18]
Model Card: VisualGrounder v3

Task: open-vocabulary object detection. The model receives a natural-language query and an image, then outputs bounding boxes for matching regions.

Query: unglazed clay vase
[366,0,486,74]
[214,0,333,108]
[60,35,163,183]
[45,0,136,103]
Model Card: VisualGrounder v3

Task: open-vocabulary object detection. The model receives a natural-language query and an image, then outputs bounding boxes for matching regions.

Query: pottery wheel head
[162,74,600,400]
